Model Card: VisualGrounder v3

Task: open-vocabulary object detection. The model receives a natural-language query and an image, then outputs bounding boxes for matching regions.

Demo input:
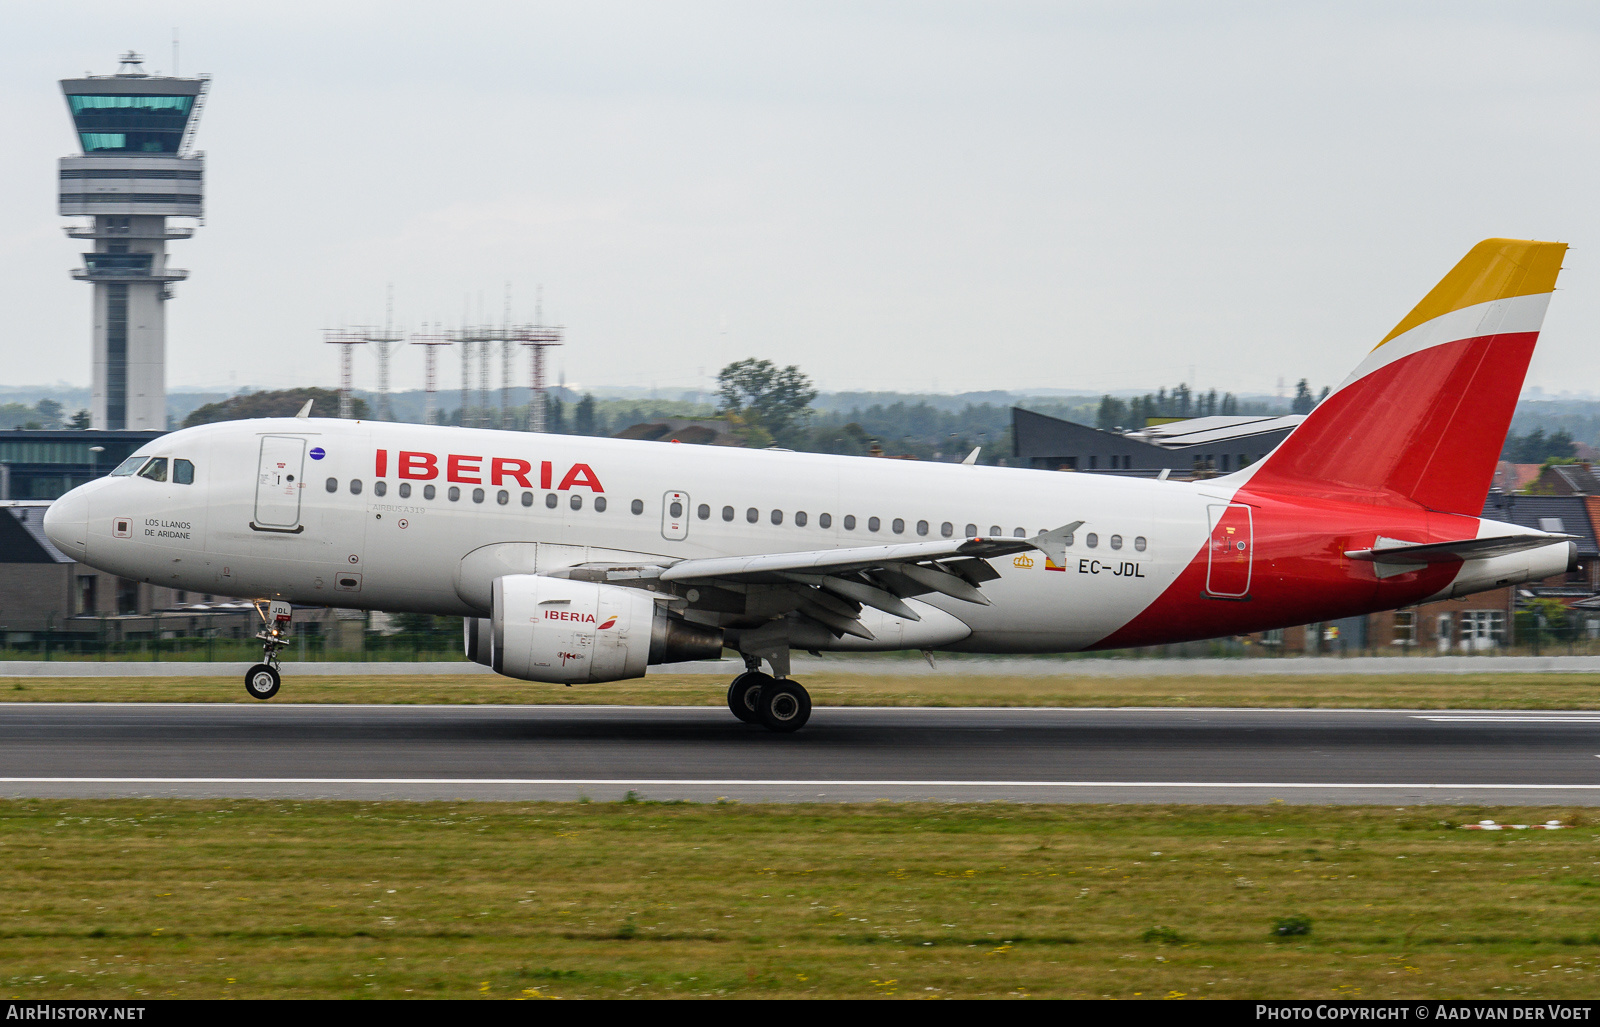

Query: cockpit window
[137,457,168,482]
[108,456,144,476]
[174,459,195,485]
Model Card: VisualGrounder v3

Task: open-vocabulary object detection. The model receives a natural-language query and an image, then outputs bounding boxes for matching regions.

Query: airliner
[43,239,1573,731]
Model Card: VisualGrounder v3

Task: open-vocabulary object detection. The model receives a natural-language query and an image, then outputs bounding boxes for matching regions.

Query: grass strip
[3,671,1600,709]
[2,799,1600,998]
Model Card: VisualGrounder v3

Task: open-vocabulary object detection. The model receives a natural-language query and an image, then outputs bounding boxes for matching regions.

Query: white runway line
[1413,716,1600,723]
[3,777,1600,790]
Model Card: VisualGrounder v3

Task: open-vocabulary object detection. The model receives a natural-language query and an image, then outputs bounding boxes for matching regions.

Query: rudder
[1240,238,1567,513]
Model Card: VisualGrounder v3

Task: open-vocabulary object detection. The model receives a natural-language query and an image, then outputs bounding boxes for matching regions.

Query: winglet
[295,399,314,419]
[1027,521,1084,565]
[961,447,981,465]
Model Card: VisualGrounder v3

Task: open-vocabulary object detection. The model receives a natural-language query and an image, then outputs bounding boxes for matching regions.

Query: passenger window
[698,504,710,520]
[350,479,363,495]
[819,513,832,529]
[174,459,194,485]
[868,517,880,532]
[424,484,436,500]
[989,525,1001,536]
[138,458,168,482]
[916,520,929,536]
[843,515,856,530]
[965,523,977,537]
[374,481,387,497]
[772,510,783,525]
[1064,533,1074,546]
[595,497,607,512]
[497,490,509,505]
[546,493,558,509]
[325,478,338,493]
[940,522,953,538]
[570,495,583,510]
[1085,533,1098,548]
[670,500,684,518]
[746,508,759,524]
[448,486,461,502]
[631,499,644,515]
[722,506,734,522]
[1110,535,1123,550]
[1134,536,1147,552]
[472,488,485,503]
[521,491,533,507]
[796,511,807,527]
[891,518,904,534]
[1013,528,1025,538]
[399,483,412,499]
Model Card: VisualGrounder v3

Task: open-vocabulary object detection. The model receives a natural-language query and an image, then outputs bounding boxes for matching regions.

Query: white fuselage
[48,417,1236,653]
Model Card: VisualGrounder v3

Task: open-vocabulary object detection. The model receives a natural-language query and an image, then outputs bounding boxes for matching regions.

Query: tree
[1096,395,1129,431]
[574,393,598,436]
[1291,379,1315,414]
[546,397,566,434]
[35,399,63,427]
[68,409,91,429]
[182,388,366,427]
[715,359,817,444]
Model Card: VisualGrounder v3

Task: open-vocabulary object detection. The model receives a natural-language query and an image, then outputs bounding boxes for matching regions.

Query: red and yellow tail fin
[1241,238,1567,513]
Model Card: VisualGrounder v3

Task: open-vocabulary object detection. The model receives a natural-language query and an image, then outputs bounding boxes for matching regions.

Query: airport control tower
[59,52,208,430]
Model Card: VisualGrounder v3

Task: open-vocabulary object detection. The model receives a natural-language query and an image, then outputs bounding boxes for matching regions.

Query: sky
[2,1,1598,400]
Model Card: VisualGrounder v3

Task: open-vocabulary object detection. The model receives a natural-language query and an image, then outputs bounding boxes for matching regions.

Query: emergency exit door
[254,435,306,531]
[1205,503,1253,598]
[662,491,690,540]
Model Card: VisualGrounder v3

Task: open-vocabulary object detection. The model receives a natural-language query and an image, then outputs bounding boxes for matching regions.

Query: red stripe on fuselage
[1091,491,1471,649]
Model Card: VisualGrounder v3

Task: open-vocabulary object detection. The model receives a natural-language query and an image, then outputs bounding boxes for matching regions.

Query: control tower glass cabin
[59,52,207,431]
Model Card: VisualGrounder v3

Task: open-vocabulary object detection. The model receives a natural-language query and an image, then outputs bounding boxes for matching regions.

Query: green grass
[5,671,1600,709]
[4,799,1600,999]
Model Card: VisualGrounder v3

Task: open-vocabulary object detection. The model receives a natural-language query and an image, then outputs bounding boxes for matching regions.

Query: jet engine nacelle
[466,574,723,684]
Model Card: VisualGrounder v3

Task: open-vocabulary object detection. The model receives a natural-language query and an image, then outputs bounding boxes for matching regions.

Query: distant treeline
[1502,428,1578,463]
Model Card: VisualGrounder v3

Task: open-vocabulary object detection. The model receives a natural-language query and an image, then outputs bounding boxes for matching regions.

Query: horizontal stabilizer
[1345,533,1570,566]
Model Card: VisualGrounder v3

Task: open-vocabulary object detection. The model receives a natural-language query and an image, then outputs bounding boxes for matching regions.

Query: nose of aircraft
[43,487,89,561]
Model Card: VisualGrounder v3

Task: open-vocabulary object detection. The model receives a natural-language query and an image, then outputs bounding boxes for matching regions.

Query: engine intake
[472,574,723,684]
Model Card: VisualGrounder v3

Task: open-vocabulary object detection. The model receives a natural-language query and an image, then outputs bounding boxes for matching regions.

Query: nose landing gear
[725,655,811,732]
[245,600,293,701]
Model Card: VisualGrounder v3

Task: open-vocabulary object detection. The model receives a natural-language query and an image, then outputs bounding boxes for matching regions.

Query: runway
[3,703,1600,804]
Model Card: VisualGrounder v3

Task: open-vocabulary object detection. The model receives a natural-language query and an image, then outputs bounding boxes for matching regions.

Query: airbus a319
[44,239,1573,731]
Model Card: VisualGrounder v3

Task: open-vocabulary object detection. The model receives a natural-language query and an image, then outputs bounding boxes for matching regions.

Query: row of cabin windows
[112,455,195,484]
[659,501,1149,551]
[325,480,1148,551]
[328,478,608,511]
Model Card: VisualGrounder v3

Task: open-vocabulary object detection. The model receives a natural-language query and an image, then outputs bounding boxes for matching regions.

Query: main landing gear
[245,600,293,701]
[726,662,812,733]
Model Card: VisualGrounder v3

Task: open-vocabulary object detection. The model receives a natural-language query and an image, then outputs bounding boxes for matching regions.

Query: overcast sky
[2,1,1597,400]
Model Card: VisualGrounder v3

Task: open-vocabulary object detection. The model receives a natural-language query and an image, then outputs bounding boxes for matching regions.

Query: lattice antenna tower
[372,285,401,421]
[446,322,502,428]
[410,324,452,425]
[516,293,565,433]
[322,328,368,418]
[501,283,513,429]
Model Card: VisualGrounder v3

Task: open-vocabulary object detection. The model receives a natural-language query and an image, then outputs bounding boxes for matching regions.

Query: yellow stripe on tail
[1376,238,1567,348]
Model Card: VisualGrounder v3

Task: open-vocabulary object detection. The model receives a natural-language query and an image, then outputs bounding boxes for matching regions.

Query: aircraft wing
[1344,533,1571,565]
[660,536,1034,582]
[553,522,1081,640]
